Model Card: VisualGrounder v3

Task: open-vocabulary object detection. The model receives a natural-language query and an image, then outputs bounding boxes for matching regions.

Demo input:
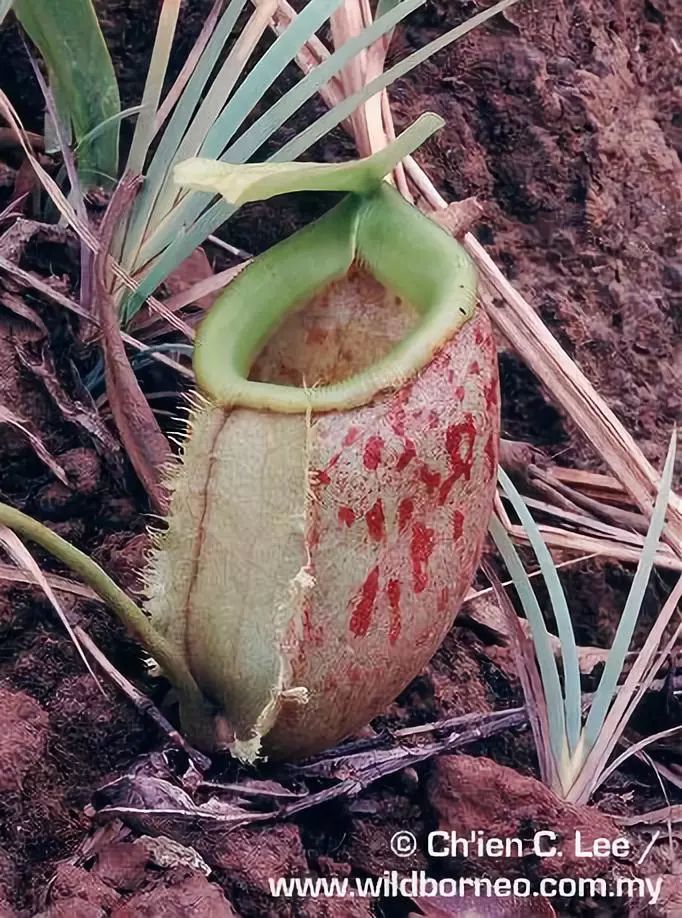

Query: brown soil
[0,1,680,916]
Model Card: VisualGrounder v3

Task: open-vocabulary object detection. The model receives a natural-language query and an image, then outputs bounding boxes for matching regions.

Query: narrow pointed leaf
[224,0,423,164]
[121,0,249,268]
[274,0,520,163]
[125,0,181,176]
[133,0,424,272]
[122,0,518,317]
[130,0,345,269]
[377,0,403,14]
[153,0,226,136]
[583,432,677,749]
[198,0,343,162]
[489,513,569,767]
[498,466,582,754]
[138,0,277,260]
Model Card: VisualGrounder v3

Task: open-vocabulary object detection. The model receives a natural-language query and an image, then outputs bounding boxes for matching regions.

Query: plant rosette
[147,114,500,760]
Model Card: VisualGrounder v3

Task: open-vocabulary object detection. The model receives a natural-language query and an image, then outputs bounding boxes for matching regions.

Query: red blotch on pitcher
[396,438,417,471]
[410,522,435,593]
[338,506,355,527]
[386,578,402,644]
[365,499,386,542]
[349,566,380,637]
[398,497,415,532]
[445,415,477,482]
[363,435,384,470]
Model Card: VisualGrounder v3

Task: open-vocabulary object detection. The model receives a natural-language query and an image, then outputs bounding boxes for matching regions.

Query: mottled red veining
[453,385,465,401]
[349,566,380,637]
[327,451,342,471]
[363,435,384,470]
[302,602,313,640]
[453,509,465,542]
[398,497,414,532]
[301,599,323,648]
[386,578,402,644]
[484,377,498,412]
[316,468,331,486]
[306,327,328,345]
[445,414,477,481]
[307,517,321,551]
[395,380,414,405]
[419,464,442,493]
[338,506,355,527]
[427,410,440,429]
[484,431,497,481]
[480,325,494,353]
[437,473,457,506]
[430,348,449,372]
[474,325,484,345]
[468,361,481,376]
[365,499,386,541]
[410,522,435,593]
[388,405,406,437]
[343,426,361,447]
[396,438,416,471]
[322,672,338,692]
[414,624,437,650]
[307,480,323,548]
[437,586,450,613]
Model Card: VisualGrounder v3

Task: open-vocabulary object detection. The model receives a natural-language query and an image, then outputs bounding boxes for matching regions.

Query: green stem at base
[0,501,215,749]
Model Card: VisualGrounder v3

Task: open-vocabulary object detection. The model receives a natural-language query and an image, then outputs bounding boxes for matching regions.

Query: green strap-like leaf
[498,466,582,755]
[124,0,181,177]
[488,514,570,770]
[583,432,677,750]
[131,0,424,277]
[15,0,120,188]
[119,0,248,268]
[375,0,403,44]
[199,0,344,163]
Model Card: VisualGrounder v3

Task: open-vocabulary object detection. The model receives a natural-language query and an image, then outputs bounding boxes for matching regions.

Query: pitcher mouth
[248,261,420,393]
[193,183,477,415]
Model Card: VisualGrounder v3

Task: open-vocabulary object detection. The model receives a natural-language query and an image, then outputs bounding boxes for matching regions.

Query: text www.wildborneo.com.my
[268,872,663,906]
